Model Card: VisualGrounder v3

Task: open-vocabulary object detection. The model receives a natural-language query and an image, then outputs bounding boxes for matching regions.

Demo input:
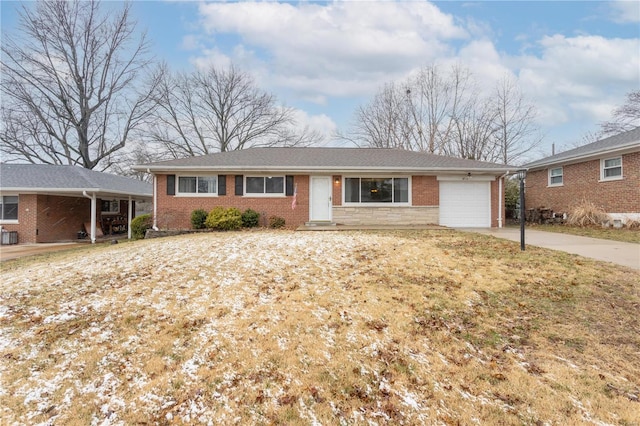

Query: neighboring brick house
[524,126,640,223]
[0,164,152,244]
[134,147,515,229]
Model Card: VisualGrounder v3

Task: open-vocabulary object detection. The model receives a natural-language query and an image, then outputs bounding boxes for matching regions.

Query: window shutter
[235,175,243,195]
[166,175,175,196]
[218,175,226,195]
[285,175,294,196]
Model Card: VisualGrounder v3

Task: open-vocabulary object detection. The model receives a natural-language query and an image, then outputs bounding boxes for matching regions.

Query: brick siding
[526,151,640,215]
[156,173,505,229]
[1,195,136,244]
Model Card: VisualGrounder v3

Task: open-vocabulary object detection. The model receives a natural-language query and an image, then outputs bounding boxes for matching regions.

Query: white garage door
[439,181,491,227]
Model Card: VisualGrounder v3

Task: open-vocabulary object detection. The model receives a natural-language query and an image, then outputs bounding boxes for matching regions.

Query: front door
[310,176,332,222]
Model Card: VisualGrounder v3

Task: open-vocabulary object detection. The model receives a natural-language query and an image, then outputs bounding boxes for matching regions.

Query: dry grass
[525,223,640,244]
[1,230,638,425]
[567,200,611,227]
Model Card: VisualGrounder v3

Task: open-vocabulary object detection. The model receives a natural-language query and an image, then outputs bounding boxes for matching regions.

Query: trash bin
[1,231,18,245]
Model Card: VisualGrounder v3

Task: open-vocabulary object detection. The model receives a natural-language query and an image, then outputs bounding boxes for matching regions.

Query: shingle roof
[0,164,152,197]
[525,126,640,169]
[136,147,515,174]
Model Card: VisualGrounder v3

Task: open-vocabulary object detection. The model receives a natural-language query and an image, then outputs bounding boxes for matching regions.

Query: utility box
[1,231,18,245]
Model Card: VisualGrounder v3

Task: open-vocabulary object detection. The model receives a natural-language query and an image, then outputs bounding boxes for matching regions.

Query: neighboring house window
[548,167,563,186]
[101,200,120,214]
[601,157,622,180]
[245,176,285,195]
[177,176,217,195]
[0,195,18,221]
[344,177,409,204]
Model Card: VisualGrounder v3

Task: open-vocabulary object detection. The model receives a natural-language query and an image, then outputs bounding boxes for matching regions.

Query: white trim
[0,220,19,225]
[436,175,495,182]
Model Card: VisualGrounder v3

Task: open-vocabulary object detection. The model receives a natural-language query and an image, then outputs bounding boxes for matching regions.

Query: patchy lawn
[1,230,638,425]
[523,223,640,244]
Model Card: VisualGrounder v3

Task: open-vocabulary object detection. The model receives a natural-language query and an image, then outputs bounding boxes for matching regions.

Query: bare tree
[347,65,541,165]
[600,89,640,136]
[1,0,155,170]
[145,63,321,158]
[408,64,471,154]
[347,82,413,149]
[444,97,500,161]
[493,75,542,164]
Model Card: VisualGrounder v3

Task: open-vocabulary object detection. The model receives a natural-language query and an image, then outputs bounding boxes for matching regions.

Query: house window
[101,200,120,214]
[177,176,217,195]
[0,196,18,221]
[344,177,409,204]
[549,167,563,186]
[245,176,284,195]
[601,157,622,180]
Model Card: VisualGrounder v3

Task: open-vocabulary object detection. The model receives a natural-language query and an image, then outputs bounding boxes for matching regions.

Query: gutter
[497,171,510,228]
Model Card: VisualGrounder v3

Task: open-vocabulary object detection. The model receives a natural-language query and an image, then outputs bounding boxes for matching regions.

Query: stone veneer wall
[332,206,439,226]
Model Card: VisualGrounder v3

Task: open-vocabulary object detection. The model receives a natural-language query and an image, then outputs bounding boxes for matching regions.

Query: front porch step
[303,221,336,227]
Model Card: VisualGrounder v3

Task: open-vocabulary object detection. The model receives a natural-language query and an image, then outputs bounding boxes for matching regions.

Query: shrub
[205,206,243,230]
[190,209,208,229]
[241,209,260,228]
[268,216,286,229]
[567,199,611,227]
[131,214,152,240]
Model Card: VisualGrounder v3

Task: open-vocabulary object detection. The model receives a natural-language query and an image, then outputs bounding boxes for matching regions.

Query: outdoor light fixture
[517,169,527,251]
[334,177,340,184]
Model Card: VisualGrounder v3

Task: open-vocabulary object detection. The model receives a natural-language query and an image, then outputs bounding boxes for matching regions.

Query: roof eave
[0,187,152,198]
[135,165,513,174]
[526,143,640,170]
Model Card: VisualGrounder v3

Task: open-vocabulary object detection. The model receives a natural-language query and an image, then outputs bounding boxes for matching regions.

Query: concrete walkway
[461,228,640,270]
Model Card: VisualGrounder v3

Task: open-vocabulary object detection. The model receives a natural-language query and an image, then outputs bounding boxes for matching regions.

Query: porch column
[127,195,132,240]
[82,191,97,244]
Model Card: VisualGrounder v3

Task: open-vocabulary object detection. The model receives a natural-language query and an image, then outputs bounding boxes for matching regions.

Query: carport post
[517,169,527,251]
[127,196,132,240]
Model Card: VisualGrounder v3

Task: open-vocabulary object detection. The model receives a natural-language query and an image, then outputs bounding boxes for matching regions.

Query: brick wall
[156,175,310,229]
[1,194,38,244]
[0,194,92,244]
[412,176,439,206]
[155,173,506,229]
[36,195,92,242]
[526,151,640,214]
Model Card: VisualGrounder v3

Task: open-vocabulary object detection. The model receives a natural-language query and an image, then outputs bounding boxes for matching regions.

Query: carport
[0,164,152,244]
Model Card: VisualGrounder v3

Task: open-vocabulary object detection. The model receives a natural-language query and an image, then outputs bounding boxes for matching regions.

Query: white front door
[310,176,332,221]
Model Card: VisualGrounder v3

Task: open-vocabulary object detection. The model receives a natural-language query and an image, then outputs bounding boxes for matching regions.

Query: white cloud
[608,1,640,23]
[194,1,467,98]
[185,1,639,149]
[516,35,639,127]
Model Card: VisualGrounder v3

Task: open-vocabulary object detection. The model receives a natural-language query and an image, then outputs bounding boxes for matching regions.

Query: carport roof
[0,164,152,199]
[134,147,515,174]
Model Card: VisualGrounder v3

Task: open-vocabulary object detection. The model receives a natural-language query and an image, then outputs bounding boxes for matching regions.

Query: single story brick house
[0,164,152,244]
[134,147,515,230]
[524,126,640,223]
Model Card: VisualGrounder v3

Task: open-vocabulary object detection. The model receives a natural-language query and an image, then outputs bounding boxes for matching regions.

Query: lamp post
[517,169,527,251]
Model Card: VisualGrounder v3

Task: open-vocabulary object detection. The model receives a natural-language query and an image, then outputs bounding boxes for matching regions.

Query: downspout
[148,169,158,231]
[127,195,132,240]
[82,191,97,244]
[498,172,510,228]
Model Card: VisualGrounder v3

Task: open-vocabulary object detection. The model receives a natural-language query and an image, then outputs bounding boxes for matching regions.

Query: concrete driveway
[461,227,640,270]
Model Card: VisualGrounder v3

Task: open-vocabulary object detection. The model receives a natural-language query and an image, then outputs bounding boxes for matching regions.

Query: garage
[439,180,491,227]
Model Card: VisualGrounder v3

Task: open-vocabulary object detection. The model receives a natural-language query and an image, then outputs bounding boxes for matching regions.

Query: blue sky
[2,1,639,162]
